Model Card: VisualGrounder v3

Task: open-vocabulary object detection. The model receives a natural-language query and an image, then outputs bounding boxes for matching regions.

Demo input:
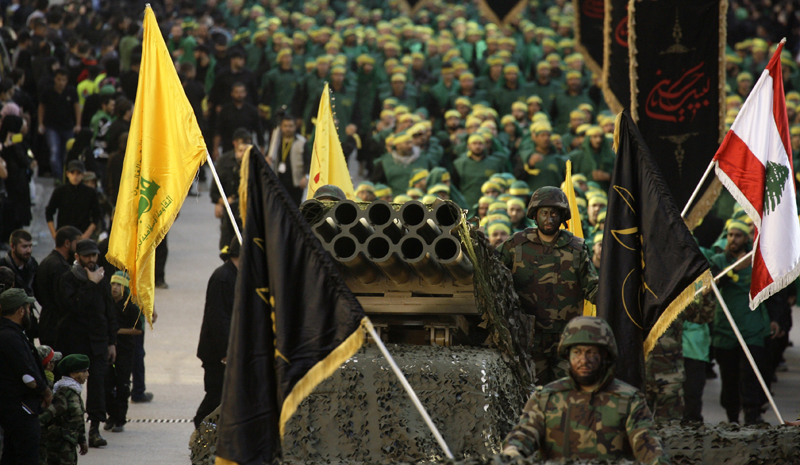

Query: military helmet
[526,186,571,221]
[313,185,346,201]
[557,316,618,361]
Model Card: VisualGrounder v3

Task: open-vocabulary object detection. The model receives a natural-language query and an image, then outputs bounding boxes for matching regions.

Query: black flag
[601,0,629,113]
[596,112,711,389]
[575,0,606,75]
[215,149,367,465]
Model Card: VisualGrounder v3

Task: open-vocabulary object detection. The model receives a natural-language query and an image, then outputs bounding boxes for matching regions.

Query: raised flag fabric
[106,5,206,324]
[713,40,800,310]
[306,83,355,200]
[597,111,712,389]
[601,0,629,114]
[561,161,595,317]
[215,148,367,465]
[574,0,605,75]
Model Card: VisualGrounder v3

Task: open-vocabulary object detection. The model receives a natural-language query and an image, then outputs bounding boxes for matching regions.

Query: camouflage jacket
[497,228,598,333]
[504,371,668,465]
[39,378,86,447]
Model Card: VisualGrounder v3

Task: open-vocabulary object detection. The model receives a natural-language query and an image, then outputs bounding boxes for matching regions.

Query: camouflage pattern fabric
[532,333,570,387]
[497,228,598,385]
[525,186,571,220]
[39,385,86,465]
[644,322,685,422]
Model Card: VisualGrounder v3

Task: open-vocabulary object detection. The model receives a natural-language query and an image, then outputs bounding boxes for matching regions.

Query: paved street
[22,171,800,464]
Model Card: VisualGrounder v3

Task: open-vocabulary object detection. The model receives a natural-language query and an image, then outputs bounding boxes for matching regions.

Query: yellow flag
[306,83,354,200]
[106,6,206,325]
[561,161,595,316]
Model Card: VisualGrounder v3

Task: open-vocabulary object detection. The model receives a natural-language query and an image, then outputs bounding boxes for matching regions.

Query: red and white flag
[713,39,800,310]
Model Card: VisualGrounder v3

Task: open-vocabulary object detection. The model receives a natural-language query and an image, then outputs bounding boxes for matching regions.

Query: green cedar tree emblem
[138,177,161,219]
[764,161,789,215]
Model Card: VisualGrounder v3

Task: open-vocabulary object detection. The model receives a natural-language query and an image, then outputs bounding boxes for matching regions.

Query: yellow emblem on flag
[561,161,596,316]
[306,83,354,200]
[106,6,207,325]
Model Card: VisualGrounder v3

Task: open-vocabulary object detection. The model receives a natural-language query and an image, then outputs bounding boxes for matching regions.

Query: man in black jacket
[0,288,52,464]
[56,239,118,448]
[194,238,239,428]
[44,160,102,240]
[34,226,82,346]
[0,229,38,297]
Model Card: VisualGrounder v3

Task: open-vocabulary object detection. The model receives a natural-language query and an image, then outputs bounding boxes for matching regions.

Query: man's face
[54,74,68,91]
[536,206,562,236]
[468,139,485,155]
[590,134,603,150]
[537,67,550,80]
[490,229,509,247]
[569,344,605,386]
[104,99,116,115]
[231,85,246,104]
[485,188,500,198]
[726,228,748,254]
[332,71,345,86]
[20,303,32,329]
[792,134,800,150]
[567,76,582,92]
[171,25,183,39]
[504,71,518,84]
[460,77,474,91]
[230,56,245,71]
[280,53,293,68]
[533,131,551,150]
[512,108,526,120]
[592,240,602,263]
[71,370,89,384]
[391,80,405,94]
[66,170,84,186]
[11,238,32,262]
[233,138,250,158]
[588,202,603,224]
[111,282,124,300]
[280,119,296,139]
[395,140,413,156]
[76,253,98,270]
[317,61,330,76]
[508,204,525,223]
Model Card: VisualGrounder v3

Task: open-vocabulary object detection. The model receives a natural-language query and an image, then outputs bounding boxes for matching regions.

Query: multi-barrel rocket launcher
[301,198,480,347]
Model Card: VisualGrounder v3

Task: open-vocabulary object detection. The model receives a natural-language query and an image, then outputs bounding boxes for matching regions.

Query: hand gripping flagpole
[709,281,784,424]
[364,319,455,459]
[206,151,243,245]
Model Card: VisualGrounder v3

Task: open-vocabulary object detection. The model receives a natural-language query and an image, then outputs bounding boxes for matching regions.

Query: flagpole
[363,319,455,459]
[709,281,784,424]
[206,151,243,245]
[694,250,756,298]
[681,159,717,218]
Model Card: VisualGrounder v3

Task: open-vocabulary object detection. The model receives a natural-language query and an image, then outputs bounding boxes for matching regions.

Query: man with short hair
[0,229,38,297]
[211,128,250,249]
[213,82,262,159]
[451,134,506,207]
[266,114,308,206]
[502,316,668,464]
[56,239,118,448]
[0,288,53,464]
[38,68,80,180]
[45,160,103,240]
[35,226,82,347]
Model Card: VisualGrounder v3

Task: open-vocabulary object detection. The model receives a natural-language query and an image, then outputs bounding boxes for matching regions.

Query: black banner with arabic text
[630,0,726,212]
[575,0,606,74]
[601,0,630,113]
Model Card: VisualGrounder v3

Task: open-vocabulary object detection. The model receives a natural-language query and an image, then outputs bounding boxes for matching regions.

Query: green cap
[59,354,90,375]
[0,288,35,311]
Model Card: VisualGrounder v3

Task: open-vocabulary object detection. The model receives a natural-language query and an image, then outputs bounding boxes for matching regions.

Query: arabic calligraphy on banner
[582,0,604,19]
[646,62,711,123]
[615,15,628,48]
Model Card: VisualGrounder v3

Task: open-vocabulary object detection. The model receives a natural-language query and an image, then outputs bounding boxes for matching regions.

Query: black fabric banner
[629,0,726,213]
[215,149,366,464]
[597,112,711,390]
[575,0,606,75]
[601,0,630,113]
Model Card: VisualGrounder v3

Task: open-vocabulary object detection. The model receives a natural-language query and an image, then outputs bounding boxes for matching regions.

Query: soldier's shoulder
[509,228,537,245]
[606,378,643,398]
[542,377,573,393]
[556,230,584,250]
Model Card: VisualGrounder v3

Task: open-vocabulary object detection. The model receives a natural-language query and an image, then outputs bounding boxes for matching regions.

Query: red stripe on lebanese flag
[768,41,794,187]
[751,244,774,303]
[713,130,766,221]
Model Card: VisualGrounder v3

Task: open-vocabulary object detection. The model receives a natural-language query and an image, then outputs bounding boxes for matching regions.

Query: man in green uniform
[570,126,615,193]
[370,130,433,194]
[515,122,565,191]
[261,49,301,121]
[551,70,593,133]
[490,63,529,116]
[40,354,90,464]
[502,316,668,465]
[497,187,598,385]
[452,134,507,207]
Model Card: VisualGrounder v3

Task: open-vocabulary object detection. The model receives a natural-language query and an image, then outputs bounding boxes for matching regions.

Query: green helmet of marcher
[557,316,618,361]
[526,186,571,221]
[313,185,347,201]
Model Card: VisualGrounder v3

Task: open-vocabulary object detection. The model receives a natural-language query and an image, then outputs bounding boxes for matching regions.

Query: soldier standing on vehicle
[497,186,598,385]
[502,317,668,464]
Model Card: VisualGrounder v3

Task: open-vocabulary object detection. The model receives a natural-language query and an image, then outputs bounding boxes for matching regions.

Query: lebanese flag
[713,39,800,310]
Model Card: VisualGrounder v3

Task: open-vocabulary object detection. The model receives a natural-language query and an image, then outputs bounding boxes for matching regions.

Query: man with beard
[0,229,38,297]
[370,130,434,195]
[266,114,308,206]
[570,126,615,193]
[710,220,775,425]
[0,288,52,464]
[34,226,82,347]
[497,187,598,385]
[56,239,118,448]
[502,316,668,464]
[451,134,506,207]
[213,82,262,158]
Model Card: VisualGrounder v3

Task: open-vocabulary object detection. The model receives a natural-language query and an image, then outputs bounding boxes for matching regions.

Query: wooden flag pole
[709,281,784,424]
[681,159,717,218]
[206,151,243,245]
[364,319,455,459]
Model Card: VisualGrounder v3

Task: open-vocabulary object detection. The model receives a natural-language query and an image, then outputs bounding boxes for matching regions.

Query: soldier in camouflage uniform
[497,187,598,385]
[645,322,685,422]
[502,316,669,464]
[40,354,89,464]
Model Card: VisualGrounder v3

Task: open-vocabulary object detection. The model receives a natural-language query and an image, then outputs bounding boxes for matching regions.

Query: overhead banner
[574,0,606,75]
[629,0,727,215]
[601,0,630,113]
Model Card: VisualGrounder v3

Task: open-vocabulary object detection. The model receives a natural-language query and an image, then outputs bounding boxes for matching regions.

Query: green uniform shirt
[375,151,434,194]
[552,90,594,134]
[710,253,770,349]
[570,137,616,193]
[452,153,507,207]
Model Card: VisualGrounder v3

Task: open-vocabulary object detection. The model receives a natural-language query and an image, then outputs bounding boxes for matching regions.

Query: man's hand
[299,176,308,189]
[108,345,117,363]
[528,153,544,166]
[86,267,104,284]
[770,321,784,339]
[38,124,45,135]
[79,442,88,455]
[502,446,521,457]
[152,309,158,324]
[214,202,224,218]
[41,387,53,408]
[73,125,81,134]
[592,170,611,181]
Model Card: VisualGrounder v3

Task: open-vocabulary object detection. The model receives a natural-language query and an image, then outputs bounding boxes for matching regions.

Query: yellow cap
[468,134,485,145]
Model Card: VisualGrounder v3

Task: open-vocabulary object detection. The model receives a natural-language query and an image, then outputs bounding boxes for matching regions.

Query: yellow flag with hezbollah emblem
[561,160,596,316]
[306,83,355,200]
[106,5,206,325]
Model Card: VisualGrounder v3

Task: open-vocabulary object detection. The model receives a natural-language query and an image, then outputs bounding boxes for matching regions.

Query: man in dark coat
[34,226,82,347]
[193,238,239,428]
[56,239,118,448]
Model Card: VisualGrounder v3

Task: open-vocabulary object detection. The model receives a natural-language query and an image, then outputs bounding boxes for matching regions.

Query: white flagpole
[364,319,455,459]
[709,281,784,424]
[681,159,717,218]
[206,151,243,245]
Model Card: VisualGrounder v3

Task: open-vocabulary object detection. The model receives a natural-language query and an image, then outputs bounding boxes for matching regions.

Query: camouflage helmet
[557,316,618,361]
[526,186,571,221]
[313,185,346,201]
